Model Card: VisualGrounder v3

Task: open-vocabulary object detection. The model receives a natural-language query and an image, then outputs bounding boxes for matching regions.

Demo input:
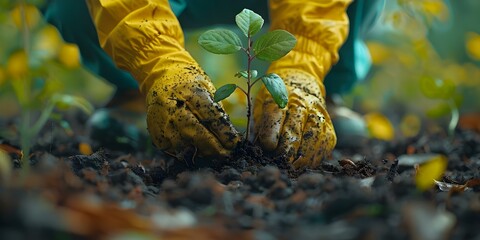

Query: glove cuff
[268,35,337,85]
[267,0,351,83]
[86,0,198,94]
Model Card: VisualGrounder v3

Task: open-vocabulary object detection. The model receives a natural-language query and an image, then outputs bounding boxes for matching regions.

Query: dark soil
[1,114,480,240]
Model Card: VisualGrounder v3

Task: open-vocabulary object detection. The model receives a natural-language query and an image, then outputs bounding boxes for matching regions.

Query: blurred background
[0,0,479,142]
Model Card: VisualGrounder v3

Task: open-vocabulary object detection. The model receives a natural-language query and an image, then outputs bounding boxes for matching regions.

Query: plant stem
[447,99,459,138]
[236,86,248,96]
[245,35,253,142]
[20,105,31,175]
[19,1,31,174]
[31,101,56,139]
[251,77,261,86]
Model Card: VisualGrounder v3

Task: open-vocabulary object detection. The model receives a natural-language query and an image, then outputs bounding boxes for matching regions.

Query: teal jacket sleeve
[42,0,139,94]
[324,0,386,95]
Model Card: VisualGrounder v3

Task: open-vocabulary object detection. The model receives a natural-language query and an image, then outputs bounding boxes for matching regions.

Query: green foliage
[235,9,264,37]
[235,70,257,79]
[261,73,289,108]
[418,76,461,136]
[53,94,94,114]
[0,3,95,171]
[198,8,296,140]
[198,29,242,54]
[214,84,237,102]
[253,30,297,62]
[419,76,456,99]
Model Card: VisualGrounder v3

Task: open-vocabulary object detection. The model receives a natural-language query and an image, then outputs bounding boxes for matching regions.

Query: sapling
[198,9,296,141]
[4,3,94,174]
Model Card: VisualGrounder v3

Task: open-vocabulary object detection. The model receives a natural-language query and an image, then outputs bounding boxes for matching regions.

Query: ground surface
[1,114,479,240]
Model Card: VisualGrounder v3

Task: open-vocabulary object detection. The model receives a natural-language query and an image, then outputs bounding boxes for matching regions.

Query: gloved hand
[253,0,351,168]
[86,0,240,158]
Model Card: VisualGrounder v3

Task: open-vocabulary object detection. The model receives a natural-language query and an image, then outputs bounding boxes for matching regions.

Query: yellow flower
[58,44,81,68]
[364,112,395,141]
[34,25,63,60]
[10,4,41,29]
[6,51,28,79]
[421,1,449,21]
[466,32,480,61]
[366,42,390,65]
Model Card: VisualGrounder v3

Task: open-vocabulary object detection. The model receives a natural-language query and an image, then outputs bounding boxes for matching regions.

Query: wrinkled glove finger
[313,117,336,167]
[293,111,327,168]
[174,104,230,157]
[184,83,240,150]
[255,97,286,151]
[146,103,175,150]
[275,95,308,163]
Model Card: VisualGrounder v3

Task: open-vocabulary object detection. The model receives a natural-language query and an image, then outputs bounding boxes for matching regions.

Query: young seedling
[419,76,461,138]
[198,8,296,141]
[3,3,94,175]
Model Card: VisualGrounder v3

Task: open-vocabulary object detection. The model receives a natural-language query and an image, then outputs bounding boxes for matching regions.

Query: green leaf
[250,70,258,78]
[261,73,288,108]
[235,71,248,79]
[419,76,456,99]
[235,70,258,79]
[426,103,451,118]
[214,84,237,102]
[235,9,264,37]
[425,93,463,119]
[52,94,94,115]
[253,30,296,62]
[198,29,242,54]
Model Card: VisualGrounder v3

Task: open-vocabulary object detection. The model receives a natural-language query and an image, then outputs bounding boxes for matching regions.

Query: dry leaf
[434,180,465,192]
[415,155,448,191]
[79,142,93,155]
[459,113,480,133]
[0,143,22,157]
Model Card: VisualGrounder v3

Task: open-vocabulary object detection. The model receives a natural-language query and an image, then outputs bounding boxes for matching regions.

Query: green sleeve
[324,0,386,95]
[172,0,268,29]
[42,0,139,93]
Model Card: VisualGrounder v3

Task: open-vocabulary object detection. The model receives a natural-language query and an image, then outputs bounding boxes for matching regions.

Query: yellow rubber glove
[254,0,352,168]
[86,0,240,158]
